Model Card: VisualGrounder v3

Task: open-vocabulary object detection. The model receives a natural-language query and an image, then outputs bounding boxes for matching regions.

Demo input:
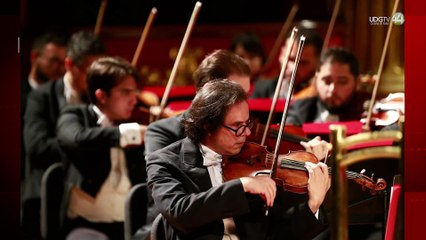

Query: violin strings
[279,158,366,180]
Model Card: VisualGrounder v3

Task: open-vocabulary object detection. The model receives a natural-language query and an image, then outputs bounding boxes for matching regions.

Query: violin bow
[264,36,305,216]
[94,0,108,36]
[132,7,157,67]
[363,0,400,131]
[270,35,306,179]
[263,2,299,69]
[320,0,341,56]
[154,1,202,121]
[260,27,298,147]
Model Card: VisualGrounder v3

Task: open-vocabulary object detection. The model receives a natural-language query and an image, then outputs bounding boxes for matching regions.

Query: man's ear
[355,75,361,91]
[95,89,107,104]
[64,57,73,71]
[30,50,39,65]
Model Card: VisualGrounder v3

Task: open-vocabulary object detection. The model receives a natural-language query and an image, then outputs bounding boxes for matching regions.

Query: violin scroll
[355,170,387,195]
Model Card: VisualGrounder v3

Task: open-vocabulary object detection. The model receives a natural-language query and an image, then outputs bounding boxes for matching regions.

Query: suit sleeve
[24,90,63,169]
[270,190,328,239]
[286,98,317,126]
[250,79,274,99]
[146,154,250,234]
[144,116,184,156]
[56,106,120,149]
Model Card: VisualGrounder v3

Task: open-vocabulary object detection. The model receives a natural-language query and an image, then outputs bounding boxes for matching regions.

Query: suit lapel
[180,138,213,191]
[55,78,67,111]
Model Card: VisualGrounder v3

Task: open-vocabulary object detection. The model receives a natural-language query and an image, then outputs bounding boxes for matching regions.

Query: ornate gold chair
[329,124,403,240]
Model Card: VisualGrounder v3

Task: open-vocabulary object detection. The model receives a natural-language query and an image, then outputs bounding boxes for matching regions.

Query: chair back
[124,183,148,240]
[329,125,403,240]
[384,174,402,240]
[40,162,65,240]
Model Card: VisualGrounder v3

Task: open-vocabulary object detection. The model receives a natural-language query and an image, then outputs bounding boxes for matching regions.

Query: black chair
[124,183,148,240]
[40,162,65,240]
[150,214,166,240]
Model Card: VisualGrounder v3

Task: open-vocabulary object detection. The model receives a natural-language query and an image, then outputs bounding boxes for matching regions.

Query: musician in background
[144,49,251,156]
[21,31,105,240]
[21,32,68,116]
[20,32,67,183]
[286,47,369,125]
[229,32,266,84]
[251,27,323,100]
[147,79,330,239]
[57,57,149,240]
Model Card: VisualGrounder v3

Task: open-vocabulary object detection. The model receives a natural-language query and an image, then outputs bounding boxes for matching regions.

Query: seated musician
[250,27,323,100]
[229,31,266,84]
[144,49,251,156]
[22,31,105,239]
[286,47,369,125]
[57,57,150,239]
[147,80,330,239]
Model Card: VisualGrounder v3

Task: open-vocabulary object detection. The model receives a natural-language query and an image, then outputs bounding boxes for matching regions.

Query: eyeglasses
[221,119,254,137]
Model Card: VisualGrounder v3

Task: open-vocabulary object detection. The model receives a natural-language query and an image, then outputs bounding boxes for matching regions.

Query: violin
[361,92,404,129]
[248,120,307,153]
[223,142,386,195]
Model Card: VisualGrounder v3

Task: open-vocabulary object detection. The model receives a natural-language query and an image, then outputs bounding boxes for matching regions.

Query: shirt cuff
[119,123,142,147]
[314,210,319,219]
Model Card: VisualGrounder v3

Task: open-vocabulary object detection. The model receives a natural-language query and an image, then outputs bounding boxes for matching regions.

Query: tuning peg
[360,169,366,175]
[371,173,375,181]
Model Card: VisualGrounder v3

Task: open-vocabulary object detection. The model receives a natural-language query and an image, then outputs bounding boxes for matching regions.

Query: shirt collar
[92,105,113,127]
[28,78,39,89]
[63,72,82,104]
[200,144,222,167]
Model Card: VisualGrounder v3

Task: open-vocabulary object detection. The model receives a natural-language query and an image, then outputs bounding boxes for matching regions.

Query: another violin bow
[94,0,108,36]
[270,35,306,180]
[154,1,202,121]
[260,27,298,147]
[263,2,299,69]
[363,0,400,131]
[320,0,341,56]
[132,7,157,67]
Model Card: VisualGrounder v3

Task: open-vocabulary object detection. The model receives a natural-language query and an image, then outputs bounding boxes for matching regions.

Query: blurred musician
[20,32,67,184]
[229,31,266,84]
[144,49,251,156]
[21,31,106,240]
[57,57,149,240]
[251,28,323,100]
[286,47,368,125]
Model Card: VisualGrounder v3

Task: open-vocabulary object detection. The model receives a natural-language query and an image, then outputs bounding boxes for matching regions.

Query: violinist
[57,57,149,239]
[147,80,330,240]
[251,27,323,100]
[286,47,369,125]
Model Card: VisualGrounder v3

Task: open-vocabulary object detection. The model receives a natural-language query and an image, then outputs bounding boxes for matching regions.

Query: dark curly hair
[182,79,247,144]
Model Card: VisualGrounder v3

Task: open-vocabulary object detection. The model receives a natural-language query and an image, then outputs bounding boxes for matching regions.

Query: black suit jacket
[21,78,33,178]
[144,110,189,156]
[22,78,68,203]
[250,78,278,99]
[24,78,67,170]
[286,93,369,126]
[57,104,146,197]
[147,138,327,240]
